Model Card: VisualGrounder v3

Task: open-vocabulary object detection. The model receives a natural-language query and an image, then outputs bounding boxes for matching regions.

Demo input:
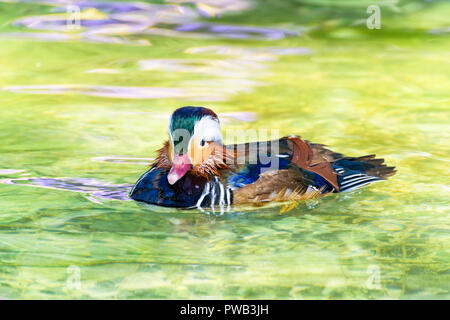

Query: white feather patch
[193,116,223,144]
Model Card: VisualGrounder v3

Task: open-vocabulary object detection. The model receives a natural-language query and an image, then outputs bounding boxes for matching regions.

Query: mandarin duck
[130,106,396,209]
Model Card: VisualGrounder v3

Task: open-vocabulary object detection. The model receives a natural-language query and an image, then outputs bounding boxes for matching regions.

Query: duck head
[167,106,223,184]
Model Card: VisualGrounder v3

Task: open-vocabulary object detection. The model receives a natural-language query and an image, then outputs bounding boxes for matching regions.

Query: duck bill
[167,154,191,185]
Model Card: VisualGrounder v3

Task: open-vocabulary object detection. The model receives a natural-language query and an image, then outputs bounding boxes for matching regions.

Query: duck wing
[222,136,395,203]
[222,136,339,204]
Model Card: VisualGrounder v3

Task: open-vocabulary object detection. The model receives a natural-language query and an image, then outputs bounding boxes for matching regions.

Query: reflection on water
[138,58,266,77]
[3,84,236,101]
[85,68,122,74]
[4,0,296,44]
[429,27,450,34]
[185,46,312,59]
[3,44,310,100]
[1,0,308,102]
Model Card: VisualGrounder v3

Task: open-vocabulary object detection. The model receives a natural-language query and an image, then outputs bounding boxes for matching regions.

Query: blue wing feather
[226,157,291,189]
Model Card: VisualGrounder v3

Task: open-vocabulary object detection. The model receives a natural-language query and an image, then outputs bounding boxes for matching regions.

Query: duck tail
[332,155,396,192]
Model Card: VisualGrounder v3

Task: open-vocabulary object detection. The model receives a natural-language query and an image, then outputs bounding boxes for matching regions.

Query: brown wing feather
[287,136,340,191]
[307,142,345,164]
[152,141,171,169]
[232,169,321,204]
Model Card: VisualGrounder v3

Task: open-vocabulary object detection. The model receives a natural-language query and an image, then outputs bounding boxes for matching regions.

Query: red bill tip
[167,154,191,185]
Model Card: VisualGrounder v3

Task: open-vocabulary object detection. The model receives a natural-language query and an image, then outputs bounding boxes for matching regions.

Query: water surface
[0,0,449,299]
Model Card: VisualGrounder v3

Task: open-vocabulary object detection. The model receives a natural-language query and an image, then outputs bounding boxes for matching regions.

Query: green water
[0,0,449,299]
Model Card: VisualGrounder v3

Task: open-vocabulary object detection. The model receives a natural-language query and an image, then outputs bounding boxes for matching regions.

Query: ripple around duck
[91,156,154,165]
[1,176,132,203]
[0,174,278,214]
[2,0,298,44]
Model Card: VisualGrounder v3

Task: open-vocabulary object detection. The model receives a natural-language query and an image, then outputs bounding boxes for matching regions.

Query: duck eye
[200,139,206,147]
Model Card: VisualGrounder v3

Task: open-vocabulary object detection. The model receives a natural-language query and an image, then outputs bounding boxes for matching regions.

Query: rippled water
[0,0,449,299]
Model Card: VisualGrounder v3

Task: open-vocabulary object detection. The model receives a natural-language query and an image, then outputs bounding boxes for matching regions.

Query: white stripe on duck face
[196,177,231,211]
